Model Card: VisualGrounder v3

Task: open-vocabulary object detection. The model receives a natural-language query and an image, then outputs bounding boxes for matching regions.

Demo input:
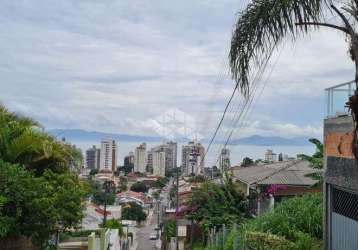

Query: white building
[152,147,166,177]
[219,148,231,172]
[182,141,205,176]
[265,149,277,163]
[134,143,147,173]
[100,139,118,172]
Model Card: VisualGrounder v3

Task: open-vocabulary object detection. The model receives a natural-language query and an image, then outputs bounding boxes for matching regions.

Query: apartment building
[134,143,147,173]
[100,139,117,172]
[181,141,205,175]
[86,145,101,170]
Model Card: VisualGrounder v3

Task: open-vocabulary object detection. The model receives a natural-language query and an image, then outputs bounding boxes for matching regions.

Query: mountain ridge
[48,129,312,146]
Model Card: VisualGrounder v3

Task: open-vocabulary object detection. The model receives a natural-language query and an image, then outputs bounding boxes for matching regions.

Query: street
[136,209,160,250]
[135,178,173,250]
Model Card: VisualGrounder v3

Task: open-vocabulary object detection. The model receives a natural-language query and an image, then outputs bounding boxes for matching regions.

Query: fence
[325,80,356,118]
[206,224,242,250]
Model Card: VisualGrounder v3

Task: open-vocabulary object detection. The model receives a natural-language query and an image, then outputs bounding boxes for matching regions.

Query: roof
[231,160,320,186]
[117,191,152,204]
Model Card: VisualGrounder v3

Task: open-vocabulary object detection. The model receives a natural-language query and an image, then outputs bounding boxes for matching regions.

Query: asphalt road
[136,210,159,250]
[136,179,173,250]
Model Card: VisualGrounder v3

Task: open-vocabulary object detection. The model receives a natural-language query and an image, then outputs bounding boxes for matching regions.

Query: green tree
[163,219,176,241]
[241,157,254,167]
[188,175,249,232]
[229,193,323,250]
[89,168,99,176]
[90,181,116,206]
[130,181,148,193]
[121,202,147,223]
[0,160,88,248]
[0,105,88,248]
[0,105,82,176]
[104,219,124,236]
[229,0,358,159]
[150,177,169,189]
[298,138,323,169]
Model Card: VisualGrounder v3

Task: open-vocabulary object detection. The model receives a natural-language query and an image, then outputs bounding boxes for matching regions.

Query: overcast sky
[0,0,354,141]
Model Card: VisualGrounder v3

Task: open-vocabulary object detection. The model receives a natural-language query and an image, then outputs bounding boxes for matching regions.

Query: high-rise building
[265,149,277,163]
[166,141,177,170]
[134,143,147,173]
[100,139,117,172]
[124,151,135,171]
[152,146,166,177]
[147,149,153,173]
[219,148,231,172]
[181,141,205,175]
[86,145,100,170]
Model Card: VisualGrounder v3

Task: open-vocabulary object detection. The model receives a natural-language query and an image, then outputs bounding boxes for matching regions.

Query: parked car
[149,233,158,240]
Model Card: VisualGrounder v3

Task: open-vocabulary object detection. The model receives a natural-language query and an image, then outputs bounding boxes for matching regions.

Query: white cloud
[0,1,353,141]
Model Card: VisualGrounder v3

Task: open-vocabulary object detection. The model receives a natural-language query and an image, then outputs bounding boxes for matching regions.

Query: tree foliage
[104,219,124,236]
[0,160,88,248]
[150,177,169,189]
[130,181,148,193]
[241,157,254,167]
[163,219,176,241]
[221,193,323,250]
[90,181,116,206]
[297,138,323,169]
[188,176,249,231]
[121,202,147,223]
[230,0,358,159]
[0,104,83,176]
[0,105,88,248]
[230,0,328,96]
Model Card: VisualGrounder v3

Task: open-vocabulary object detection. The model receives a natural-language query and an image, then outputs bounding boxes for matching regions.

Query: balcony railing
[325,80,356,118]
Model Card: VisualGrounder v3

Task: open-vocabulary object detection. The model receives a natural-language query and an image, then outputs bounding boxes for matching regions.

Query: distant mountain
[229,135,311,146]
[48,129,311,146]
[48,129,163,143]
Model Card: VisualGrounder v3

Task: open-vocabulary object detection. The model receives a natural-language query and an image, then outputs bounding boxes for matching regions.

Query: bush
[121,202,147,223]
[163,219,176,241]
[235,193,323,250]
[246,193,323,240]
[130,181,148,193]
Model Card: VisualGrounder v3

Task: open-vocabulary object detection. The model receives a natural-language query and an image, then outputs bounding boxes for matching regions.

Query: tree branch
[295,22,350,34]
[330,4,355,35]
[342,6,358,24]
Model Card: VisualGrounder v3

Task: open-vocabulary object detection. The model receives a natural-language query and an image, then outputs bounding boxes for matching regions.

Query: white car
[149,233,158,240]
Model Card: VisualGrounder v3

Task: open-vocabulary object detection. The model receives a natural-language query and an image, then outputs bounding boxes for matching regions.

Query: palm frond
[230,0,329,97]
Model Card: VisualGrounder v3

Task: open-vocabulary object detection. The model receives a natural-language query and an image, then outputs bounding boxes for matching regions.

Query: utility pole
[157,199,161,238]
[102,180,114,226]
[176,166,179,250]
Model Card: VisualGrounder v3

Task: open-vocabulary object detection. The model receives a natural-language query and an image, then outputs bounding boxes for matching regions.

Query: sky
[0,0,355,142]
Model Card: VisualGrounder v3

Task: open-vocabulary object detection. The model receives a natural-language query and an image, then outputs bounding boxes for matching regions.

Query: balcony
[325,80,356,118]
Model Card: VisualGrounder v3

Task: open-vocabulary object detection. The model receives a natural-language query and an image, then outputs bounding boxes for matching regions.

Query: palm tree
[230,0,358,158]
[298,138,324,169]
[0,104,80,175]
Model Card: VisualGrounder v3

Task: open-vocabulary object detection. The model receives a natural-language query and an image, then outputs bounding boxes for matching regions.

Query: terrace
[325,80,356,118]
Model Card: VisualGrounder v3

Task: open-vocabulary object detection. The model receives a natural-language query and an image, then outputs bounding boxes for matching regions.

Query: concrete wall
[324,115,354,158]
[324,115,358,250]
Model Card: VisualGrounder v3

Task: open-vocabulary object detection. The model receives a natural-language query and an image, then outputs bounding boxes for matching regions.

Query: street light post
[176,167,179,250]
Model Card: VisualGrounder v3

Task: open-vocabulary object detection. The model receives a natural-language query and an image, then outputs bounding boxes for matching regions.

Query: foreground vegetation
[0,105,89,249]
[195,193,322,250]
